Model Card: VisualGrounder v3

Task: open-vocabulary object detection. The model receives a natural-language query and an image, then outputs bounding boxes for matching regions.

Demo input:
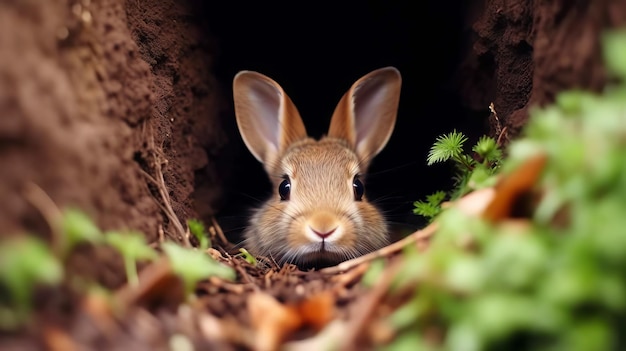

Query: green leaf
[560,319,614,351]
[427,130,468,165]
[444,254,484,293]
[472,136,502,163]
[104,231,158,286]
[0,236,63,328]
[162,242,235,296]
[467,165,497,190]
[413,191,446,220]
[187,219,210,250]
[602,29,626,79]
[238,248,257,266]
[61,208,103,250]
[426,190,446,205]
[380,332,427,351]
[482,233,549,290]
[105,231,158,261]
[361,258,386,287]
[445,322,482,351]
[468,294,537,341]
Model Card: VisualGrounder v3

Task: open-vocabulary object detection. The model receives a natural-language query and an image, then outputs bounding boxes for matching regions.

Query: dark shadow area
[199,1,490,242]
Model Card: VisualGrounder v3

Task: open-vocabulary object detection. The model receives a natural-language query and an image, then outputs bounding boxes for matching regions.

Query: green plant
[412,190,446,221]
[162,242,236,297]
[61,208,104,253]
[388,28,626,351]
[187,218,210,251]
[414,132,502,221]
[237,248,258,266]
[0,208,236,329]
[104,231,158,287]
[0,236,63,329]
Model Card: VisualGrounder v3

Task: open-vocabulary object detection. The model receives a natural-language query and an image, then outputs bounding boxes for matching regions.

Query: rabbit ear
[233,71,307,168]
[328,67,401,168]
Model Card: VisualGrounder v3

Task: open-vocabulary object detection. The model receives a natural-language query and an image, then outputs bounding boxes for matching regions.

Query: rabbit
[232,67,401,268]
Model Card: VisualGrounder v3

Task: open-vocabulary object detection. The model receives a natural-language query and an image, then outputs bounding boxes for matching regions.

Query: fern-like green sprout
[427,130,470,167]
[413,191,446,221]
[472,136,502,165]
[416,132,502,217]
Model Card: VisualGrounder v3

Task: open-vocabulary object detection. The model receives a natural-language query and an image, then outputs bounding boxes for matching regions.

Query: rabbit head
[233,67,401,268]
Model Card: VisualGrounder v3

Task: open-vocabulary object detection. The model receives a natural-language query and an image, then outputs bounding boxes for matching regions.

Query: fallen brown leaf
[114,258,185,311]
[295,291,335,331]
[248,292,302,351]
[483,153,547,221]
[248,290,337,351]
[43,326,78,351]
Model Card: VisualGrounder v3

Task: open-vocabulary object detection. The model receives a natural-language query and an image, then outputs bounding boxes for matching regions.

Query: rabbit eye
[353,176,364,201]
[279,177,291,201]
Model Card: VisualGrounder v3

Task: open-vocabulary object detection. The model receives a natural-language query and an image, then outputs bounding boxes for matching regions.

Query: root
[22,182,64,253]
[139,123,190,247]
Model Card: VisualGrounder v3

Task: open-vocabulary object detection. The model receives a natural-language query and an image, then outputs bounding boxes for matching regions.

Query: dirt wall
[457,0,626,138]
[0,0,226,250]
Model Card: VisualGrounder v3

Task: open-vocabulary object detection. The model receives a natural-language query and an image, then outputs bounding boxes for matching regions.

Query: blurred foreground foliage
[0,211,232,330]
[391,29,626,351]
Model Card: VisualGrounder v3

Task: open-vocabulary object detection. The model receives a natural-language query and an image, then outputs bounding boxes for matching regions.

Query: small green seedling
[0,236,63,329]
[61,208,104,254]
[413,190,446,222]
[187,219,210,251]
[414,132,502,220]
[238,248,257,266]
[161,242,235,297]
[104,231,158,287]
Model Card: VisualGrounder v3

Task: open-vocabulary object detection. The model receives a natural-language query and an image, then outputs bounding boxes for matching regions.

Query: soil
[1,0,625,350]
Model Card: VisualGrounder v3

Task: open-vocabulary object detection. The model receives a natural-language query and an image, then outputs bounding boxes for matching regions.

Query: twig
[489,102,509,147]
[320,223,437,275]
[330,262,370,289]
[139,124,190,247]
[154,162,189,246]
[210,217,231,248]
[497,126,509,147]
[22,182,64,253]
[139,168,188,246]
[233,262,259,287]
[340,260,402,351]
[158,224,165,243]
[489,102,501,136]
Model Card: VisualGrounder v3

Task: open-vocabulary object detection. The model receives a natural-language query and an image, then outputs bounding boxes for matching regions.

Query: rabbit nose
[306,211,340,240]
[310,227,337,239]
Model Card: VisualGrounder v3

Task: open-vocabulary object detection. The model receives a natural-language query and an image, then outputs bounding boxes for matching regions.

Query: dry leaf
[114,258,185,311]
[80,289,116,334]
[449,187,496,217]
[43,326,78,351]
[295,291,335,331]
[248,292,302,351]
[283,320,348,351]
[483,154,547,221]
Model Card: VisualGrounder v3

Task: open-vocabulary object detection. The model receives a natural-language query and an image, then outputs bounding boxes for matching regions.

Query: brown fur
[232,67,402,268]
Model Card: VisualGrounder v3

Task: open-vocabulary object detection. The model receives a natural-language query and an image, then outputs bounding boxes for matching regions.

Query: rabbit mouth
[281,242,357,269]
